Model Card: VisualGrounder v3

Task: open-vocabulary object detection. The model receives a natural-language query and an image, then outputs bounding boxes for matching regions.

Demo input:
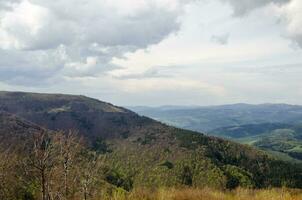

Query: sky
[0,0,302,106]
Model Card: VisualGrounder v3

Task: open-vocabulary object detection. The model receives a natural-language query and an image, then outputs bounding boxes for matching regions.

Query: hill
[0,91,155,140]
[211,123,292,139]
[1,91,302,200]
[211,123,302,162]
[129,104,302,132]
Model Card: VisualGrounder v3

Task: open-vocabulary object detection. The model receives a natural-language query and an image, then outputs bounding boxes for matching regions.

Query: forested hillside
[1,92,302,200]
[212,123,302,162]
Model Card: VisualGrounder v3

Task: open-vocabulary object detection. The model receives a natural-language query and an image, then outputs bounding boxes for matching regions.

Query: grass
[104,187,302,200]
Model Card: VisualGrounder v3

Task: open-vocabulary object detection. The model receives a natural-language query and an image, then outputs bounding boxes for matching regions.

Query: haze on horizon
[0,0,301,106]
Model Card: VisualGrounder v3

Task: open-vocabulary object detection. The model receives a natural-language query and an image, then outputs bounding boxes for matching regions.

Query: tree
[78,151,104,200]
[27,131,59,200]
[56,130,83,200]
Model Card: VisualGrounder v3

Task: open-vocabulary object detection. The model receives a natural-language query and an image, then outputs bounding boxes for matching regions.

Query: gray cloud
[0,48,63,85]
[293,36,302,48]
[12,1,181,50]
[220,0,290,16]
[211,33,229,45]
[0,0,21,10]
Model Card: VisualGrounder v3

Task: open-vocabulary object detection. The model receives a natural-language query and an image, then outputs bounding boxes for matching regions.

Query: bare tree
[56,130,83,200]
[78,151,104,200]
[28,131,59,200]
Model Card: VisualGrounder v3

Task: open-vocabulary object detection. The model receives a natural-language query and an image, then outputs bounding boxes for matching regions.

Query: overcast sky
[0,0,302,106]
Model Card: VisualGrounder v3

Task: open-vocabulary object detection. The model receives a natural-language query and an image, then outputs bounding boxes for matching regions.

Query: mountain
[0,91,154,140]
[1,91,302,191]
[211,123,302,162]
[129,104,302,132]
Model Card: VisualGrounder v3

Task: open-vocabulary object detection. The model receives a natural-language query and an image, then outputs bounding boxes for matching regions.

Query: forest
[1,129,302,200]
[1,92,302,200]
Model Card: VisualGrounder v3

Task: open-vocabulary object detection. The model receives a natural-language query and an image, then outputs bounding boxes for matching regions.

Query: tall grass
[105,187,302,200]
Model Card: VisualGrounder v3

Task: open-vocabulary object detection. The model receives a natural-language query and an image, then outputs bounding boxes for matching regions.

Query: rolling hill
[1,91,302,194]
[211,123,302,162]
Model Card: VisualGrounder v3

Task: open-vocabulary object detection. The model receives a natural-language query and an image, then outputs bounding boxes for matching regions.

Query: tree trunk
[64,165,68,199]
[41,169,47,200]
[84,186,87,200]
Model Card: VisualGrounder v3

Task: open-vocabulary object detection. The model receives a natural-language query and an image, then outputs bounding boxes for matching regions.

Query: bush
[223,165,254,189]
[160,161,174,169]
[105,169,133,191]
[92,137,112,154]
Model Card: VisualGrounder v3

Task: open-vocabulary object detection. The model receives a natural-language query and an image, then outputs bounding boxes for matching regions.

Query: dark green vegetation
[130,105,302,162]
[212,123,302,162]
[1,92,302,200]
[129,104,302,132]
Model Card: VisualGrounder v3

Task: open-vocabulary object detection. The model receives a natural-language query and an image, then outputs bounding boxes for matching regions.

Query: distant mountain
[129,104,302,132]
[1,92,302,189]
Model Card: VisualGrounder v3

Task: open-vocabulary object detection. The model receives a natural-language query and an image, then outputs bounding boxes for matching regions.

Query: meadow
[106,187,302,200]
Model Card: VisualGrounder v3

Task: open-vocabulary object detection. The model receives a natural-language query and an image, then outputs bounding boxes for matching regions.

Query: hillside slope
[1,91,302,189]
[0,112,43,147]
[0,91,154,140]
[211,123,302,162]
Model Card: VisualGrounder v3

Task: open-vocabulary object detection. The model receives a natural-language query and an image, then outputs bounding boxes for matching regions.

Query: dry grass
[105,187,302,200]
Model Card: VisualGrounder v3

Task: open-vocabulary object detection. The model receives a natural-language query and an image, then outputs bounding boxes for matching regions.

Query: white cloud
[0,0,191,84]
[277,0,302,47]
[0,1,52,50]
[221,0,302,48]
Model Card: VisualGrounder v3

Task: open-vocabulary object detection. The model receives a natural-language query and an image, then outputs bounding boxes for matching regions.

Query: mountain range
[129,104,302,132]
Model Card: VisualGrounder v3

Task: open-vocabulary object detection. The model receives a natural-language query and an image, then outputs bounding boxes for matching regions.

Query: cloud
[0,48,64,85]
[211,33,229,45]
[1,0,302,106]
[1,0,184,50]
[0,0,21,11]
[0,0,191,84]
[116,77,226,97]
[221,0,302,48]
[220,0,290,16]
[111,65,175,80]
[277,0,302,47]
